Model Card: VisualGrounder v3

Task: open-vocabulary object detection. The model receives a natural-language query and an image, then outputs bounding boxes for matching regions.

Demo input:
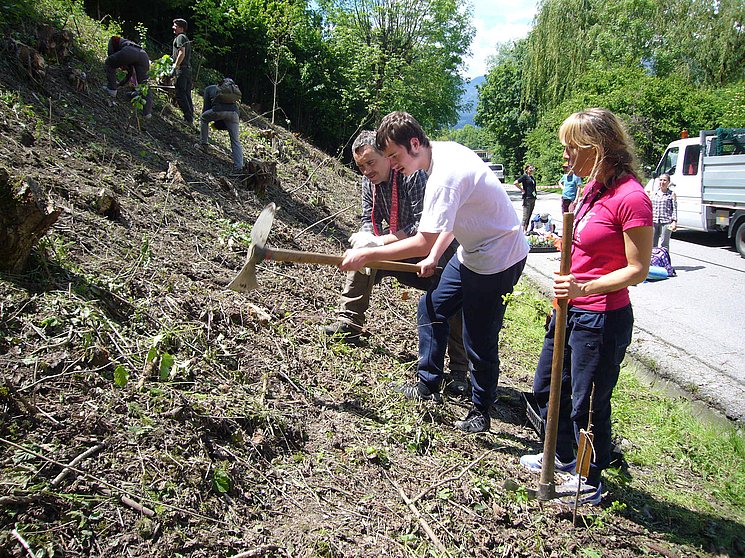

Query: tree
[318,0,474,149]
[475,40,535,177]
[522,68,730,182]
[434,124,499,154]
[522,0,745,113]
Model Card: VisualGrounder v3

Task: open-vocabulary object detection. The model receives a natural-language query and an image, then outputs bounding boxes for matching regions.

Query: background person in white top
[340,111,529,433]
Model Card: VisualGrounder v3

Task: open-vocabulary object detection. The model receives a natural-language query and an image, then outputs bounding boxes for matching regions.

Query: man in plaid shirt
[323,131,469,394]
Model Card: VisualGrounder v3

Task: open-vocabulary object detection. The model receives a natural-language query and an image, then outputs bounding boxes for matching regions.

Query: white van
[488,163,504,180]
[647,129,745,256]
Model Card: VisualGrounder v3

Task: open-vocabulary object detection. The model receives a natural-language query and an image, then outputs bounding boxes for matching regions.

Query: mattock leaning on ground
[503,213,596,506]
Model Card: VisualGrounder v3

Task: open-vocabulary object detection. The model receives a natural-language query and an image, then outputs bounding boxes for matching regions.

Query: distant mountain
[454,75,485,129]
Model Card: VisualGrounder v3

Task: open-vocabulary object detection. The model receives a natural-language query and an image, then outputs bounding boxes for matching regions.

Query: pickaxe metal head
[227,203,276,292]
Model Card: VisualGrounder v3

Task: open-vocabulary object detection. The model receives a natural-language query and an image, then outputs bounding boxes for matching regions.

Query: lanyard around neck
[371,171,399,236]
[572,183,607,241]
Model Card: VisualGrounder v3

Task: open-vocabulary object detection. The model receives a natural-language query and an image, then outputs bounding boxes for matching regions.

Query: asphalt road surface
[506,185,745,424]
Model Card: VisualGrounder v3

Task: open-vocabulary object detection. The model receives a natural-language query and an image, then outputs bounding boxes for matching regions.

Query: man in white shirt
[340,111,528,433]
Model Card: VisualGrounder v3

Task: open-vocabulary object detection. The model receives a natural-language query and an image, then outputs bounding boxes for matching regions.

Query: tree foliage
[319,0,474,151]
[523,68,731,183]
[522,0,745,112]
[434,124,498,154]
[478,0,745,177]
[474,40,535,177]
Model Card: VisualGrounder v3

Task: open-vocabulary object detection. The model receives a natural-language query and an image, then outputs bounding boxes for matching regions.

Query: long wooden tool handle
[265,247,431,273]
[538,212,574,497]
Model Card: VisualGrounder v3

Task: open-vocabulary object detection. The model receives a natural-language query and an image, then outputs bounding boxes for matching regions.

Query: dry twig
[387,473,452,557]
[411,449,493,504]
[0,437,227,525]
[11,528,37,558]
[51,441,106,487]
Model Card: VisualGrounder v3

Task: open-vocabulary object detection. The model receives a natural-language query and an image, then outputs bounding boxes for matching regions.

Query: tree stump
[0,168,61,274]
[241,158,278,195]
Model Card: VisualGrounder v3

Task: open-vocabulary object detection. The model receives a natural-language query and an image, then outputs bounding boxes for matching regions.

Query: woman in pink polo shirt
[519,108,653,505]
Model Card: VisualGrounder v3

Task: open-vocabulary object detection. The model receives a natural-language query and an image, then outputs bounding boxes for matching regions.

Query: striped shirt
[652,189,677,224]
[360,169,426,237]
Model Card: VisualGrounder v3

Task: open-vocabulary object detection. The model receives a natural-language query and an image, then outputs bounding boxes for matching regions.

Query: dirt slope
[1,22,742,558]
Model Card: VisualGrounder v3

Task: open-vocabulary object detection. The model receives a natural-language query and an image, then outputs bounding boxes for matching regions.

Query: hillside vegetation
[1,5,744,558]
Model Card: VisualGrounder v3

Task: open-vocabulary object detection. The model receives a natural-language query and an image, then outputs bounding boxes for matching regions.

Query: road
[506,185,745,424]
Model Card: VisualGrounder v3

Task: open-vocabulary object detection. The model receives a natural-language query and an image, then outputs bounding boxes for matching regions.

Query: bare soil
[1,26,743,558]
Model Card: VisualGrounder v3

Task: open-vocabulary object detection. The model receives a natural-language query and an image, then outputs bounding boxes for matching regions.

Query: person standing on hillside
[196,78,243,171]
[519,108,653,506]
[103,36,153,119]
[514,164,538,232]
[323,131,470,396]
[340,112,528,433]
[171,18,193,125]
[559,164,582,214]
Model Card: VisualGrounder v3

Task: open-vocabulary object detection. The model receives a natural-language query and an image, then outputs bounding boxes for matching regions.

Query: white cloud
[464,0,538,79]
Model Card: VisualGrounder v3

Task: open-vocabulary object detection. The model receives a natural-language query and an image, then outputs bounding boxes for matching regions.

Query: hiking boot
[455,408,490,433]
[559,477,603,506]
[444,373,470,397]
[321,321,363,341]
[394,381,442,403]
[519,452,577,474]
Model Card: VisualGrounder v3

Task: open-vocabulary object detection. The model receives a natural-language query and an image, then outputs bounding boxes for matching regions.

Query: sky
[464,0,538,80]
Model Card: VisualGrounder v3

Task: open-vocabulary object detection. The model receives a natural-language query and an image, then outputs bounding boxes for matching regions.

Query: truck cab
[648,137,705,231]
[648,129,745,257]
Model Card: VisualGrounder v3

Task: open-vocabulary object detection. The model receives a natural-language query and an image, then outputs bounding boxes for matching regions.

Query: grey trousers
[200,110,243,170]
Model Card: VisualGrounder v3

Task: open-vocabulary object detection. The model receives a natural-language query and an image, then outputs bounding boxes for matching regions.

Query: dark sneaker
[455,408,490,433]
[444,377,470,397]
[395,381,442,403]
[321,321,363,340]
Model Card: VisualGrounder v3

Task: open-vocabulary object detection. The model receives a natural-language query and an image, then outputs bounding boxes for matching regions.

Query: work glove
[348,231,384,249]
[170,64,178,78]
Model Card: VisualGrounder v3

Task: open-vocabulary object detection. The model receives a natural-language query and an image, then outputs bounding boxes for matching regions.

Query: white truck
[648,128,745,257]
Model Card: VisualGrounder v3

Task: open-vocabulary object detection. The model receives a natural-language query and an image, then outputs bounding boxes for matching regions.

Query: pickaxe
[228,202,432,292]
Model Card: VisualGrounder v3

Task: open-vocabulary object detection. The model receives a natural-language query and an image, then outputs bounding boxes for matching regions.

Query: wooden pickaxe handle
[264,246,433,273]
[262,247,434,273]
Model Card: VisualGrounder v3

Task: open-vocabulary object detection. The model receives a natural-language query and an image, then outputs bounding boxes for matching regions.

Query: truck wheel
[735,220,745,258]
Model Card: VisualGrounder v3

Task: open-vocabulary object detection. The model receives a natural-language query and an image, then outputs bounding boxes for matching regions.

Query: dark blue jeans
[417,255,526,412]
[533,305,634,486]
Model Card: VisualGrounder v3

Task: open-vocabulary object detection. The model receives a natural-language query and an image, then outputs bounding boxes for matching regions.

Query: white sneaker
[519,452,576,473]
[101,86,117,97]
[559,477,603,506]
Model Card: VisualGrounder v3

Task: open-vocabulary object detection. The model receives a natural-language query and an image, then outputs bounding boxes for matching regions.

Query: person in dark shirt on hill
[171,18,193,125]
[103,36,153,119]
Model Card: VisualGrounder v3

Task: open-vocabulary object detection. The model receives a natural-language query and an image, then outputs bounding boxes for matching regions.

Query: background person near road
[650,173,677,250]
[515,164,537,232]
[559,164,582,214]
